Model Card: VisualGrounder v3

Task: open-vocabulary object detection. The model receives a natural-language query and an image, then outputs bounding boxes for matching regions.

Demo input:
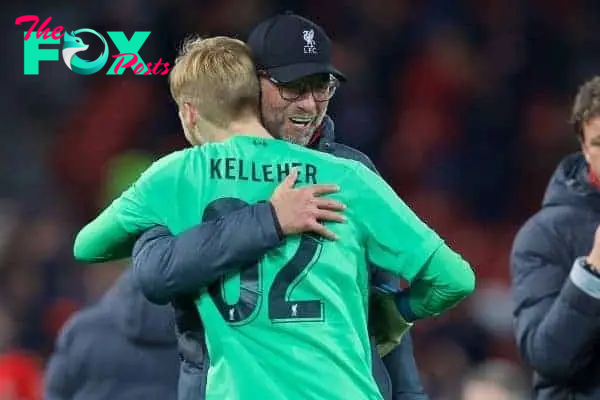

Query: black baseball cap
[247,11,346,83]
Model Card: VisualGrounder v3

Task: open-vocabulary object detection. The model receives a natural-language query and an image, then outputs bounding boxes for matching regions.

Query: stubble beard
[273,116,315,146]
[261,104,315,147]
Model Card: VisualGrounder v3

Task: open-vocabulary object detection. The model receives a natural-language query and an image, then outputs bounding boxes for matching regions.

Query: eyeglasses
[262,73,339,102]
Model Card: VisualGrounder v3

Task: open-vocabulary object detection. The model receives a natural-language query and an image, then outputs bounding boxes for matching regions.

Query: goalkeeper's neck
[210,115,273,142]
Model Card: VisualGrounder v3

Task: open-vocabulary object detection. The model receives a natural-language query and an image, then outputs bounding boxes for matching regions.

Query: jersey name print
[209,157,318,184]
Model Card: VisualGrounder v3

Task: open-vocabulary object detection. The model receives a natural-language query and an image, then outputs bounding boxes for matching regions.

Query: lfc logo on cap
[303,29,317,54]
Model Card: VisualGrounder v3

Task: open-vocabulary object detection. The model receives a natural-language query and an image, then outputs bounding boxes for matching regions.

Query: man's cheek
[314,112,326,128]
[264,113,286,138]
[315,103,328,125]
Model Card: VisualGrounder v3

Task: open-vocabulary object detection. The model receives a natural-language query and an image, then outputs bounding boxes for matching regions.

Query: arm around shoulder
[132,202,284,304]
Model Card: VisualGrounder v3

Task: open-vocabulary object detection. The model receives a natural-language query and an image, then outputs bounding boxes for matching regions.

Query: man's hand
[586,225,600,271]
[270,168,346,240]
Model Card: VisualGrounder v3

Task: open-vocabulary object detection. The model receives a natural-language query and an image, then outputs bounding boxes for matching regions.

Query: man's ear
[182,102,198,129]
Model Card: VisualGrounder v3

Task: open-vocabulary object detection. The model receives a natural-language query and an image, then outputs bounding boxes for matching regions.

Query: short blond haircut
[169,36,260,127]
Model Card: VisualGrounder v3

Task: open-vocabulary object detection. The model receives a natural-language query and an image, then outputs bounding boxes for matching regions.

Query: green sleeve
[73,152,180,263]
[398,244,475,320]
[352,164,443,282]
[73,201,141,262]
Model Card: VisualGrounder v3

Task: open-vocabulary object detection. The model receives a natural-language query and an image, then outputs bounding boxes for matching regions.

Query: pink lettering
[151,59,165,75]
[143,62,153,75]
[133,62,145,75]
[50,26,63,40]
[15,15,64,41]
[161,62,172,75]
[36,17,52,39]
[149,59,171,75]
[134,59,172,76]
[112,53,139,74]
[43,29,54,40]
[15,15,39,41]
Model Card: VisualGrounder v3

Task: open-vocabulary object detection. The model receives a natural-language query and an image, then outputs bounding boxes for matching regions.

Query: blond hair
[169,36,260,128]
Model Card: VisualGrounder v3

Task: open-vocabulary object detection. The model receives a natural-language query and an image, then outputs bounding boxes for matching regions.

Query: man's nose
[293,91,318,112]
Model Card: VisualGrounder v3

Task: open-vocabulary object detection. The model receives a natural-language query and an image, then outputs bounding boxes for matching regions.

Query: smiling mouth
[289,117,314,127]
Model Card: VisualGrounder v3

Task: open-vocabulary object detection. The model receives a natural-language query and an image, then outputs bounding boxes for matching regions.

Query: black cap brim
[266,62,346,83]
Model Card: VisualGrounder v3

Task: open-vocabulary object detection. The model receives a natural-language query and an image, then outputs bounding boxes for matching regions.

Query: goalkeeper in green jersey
[74,36,475,400]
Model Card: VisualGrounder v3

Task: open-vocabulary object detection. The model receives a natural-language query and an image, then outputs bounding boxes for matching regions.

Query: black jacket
[133,116,427,400]
[511,152,600,399]
[44,269,179,400]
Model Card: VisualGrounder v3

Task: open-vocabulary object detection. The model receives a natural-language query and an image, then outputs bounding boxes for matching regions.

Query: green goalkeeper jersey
[75,135,443,400]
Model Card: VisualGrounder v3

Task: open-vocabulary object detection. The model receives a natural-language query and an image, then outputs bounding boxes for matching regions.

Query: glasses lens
[279,83,304,101]
[273,74,339,102]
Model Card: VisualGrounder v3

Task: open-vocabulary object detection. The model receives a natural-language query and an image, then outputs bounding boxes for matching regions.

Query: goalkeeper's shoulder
[327,142,379,173]
[138,147,196,182]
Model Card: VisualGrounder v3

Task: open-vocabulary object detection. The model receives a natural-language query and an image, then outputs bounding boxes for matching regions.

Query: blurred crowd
[2,0,599,398]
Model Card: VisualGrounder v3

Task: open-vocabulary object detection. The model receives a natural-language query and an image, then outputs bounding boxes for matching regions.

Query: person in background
[510,76,600,399]
[44,268,179,400]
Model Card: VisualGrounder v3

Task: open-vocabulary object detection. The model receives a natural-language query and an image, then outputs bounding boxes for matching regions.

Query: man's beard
[282,130,312,146]
[267,115,314,146]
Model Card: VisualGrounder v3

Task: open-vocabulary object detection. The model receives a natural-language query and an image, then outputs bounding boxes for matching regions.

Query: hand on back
[270,168,346,240]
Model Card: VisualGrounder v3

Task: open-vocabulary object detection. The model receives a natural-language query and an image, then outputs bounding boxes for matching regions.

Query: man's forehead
[583,116,600,140]
[585,116,600,131]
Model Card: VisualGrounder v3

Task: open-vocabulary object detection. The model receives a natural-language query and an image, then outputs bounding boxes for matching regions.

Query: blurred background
[2,0,597,398]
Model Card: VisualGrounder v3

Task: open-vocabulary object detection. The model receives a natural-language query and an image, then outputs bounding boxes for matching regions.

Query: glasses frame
[259,71,340,102]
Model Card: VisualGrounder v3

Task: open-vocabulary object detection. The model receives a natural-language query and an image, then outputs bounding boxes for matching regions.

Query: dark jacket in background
[133,116,426,400]
[511,152,600,399]
[44,269,179,400]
